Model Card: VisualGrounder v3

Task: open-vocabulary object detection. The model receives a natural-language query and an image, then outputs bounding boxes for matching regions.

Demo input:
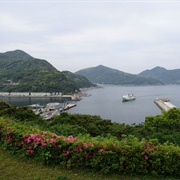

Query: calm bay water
[69,85,180,124]
[1,85,180,124]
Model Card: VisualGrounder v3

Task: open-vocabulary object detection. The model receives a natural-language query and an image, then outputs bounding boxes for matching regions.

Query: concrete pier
[31,102,77,120]
[154,98,176,111]
[0,92,82,101]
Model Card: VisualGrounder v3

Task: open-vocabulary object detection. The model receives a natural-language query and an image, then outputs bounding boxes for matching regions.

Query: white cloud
[0,13,45,33]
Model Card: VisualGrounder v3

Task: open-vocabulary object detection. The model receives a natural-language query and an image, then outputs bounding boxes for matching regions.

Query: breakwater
[0,92,81,101]
[154,98,177,111]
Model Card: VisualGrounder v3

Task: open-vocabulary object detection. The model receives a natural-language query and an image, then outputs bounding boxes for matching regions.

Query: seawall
[154,98,176,111]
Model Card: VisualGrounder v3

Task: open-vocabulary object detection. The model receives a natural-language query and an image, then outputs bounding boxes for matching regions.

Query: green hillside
[76,65,163,85]
[138,66,180,84]
[0,50,93,93]
[63,71,96,88]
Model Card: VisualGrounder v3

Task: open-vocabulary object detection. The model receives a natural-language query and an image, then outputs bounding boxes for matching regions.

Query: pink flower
[49,138,56,143]
[56,135,62,138]
[88,142,94,147]
[63,150,69,156]
[51,132,57,137]
[144,155,148,160]
[5,135,12,141]
[27,150,34,154]
[99,148,105,152]
[85,153,92,158]
[74,146,82,151]
[67,135,76,141]
[41,141,46,147]
[41,132,47,137]
[64,135,77,143]
[30,134,35,139]
[28,146,33,149]
[83,143,88,147]
[26,137,31,143]
[36,137,41,142]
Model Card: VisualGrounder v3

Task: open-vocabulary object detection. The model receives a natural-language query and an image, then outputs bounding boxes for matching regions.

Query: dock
[30,102,76,120]
[63,103,76,111]
[154,98,176,111]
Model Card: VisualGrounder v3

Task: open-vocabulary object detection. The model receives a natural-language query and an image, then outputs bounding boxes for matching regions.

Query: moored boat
[122,94,136,102]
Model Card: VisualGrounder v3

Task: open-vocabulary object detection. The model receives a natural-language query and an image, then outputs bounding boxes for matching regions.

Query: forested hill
[62,71,96,88]
[138,66,180,84]
[0,50,94,93]
[75,65,163,85]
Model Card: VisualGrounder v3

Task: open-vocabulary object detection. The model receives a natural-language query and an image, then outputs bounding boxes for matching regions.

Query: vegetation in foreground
[0,100,179,179]
[0,147,178,180]
[0,146,139,180]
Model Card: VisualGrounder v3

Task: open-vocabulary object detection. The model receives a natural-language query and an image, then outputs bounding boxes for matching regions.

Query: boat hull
[122,97,136,102]
[122,94,136,102]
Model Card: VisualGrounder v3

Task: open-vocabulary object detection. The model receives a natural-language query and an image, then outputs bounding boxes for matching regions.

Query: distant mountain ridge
[138,66,180,84]
[75,65,163,85]
[2,50,179,92]
[0,50,94,93]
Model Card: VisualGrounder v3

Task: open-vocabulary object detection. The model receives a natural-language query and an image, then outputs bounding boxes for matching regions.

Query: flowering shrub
[0,117,179,177]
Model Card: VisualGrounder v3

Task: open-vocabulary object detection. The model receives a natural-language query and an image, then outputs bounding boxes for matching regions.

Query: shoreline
[0,92,80,100]
[0,85,101,100]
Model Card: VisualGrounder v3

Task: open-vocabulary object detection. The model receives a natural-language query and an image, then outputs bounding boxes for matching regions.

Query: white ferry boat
[122,94,136,102]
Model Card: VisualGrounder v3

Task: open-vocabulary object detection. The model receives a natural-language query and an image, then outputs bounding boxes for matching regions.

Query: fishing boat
[122,94,136,102]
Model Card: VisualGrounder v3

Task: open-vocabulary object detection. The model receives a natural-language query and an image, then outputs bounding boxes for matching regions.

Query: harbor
[1,85,180,124]
[29,102,77,120]
[154,98,177,111]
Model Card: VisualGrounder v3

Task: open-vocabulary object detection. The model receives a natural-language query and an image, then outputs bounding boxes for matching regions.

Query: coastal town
[0,91,92,120]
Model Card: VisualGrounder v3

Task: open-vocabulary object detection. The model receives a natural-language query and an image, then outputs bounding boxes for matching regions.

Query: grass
[0,147,178,180]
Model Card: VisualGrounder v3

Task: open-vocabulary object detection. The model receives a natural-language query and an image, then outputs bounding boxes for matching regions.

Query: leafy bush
[56,174,69,180]
[1,101,180,146]
[49,124,88,137]
[0,117,179,177]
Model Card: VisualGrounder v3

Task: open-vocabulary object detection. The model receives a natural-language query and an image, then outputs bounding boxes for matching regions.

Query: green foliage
[56,175,69,180]
[49,124,88,137]
[1,102,180,177]
[0,100,16,116]
[62,71,96,88]
[1,100,180,146]
[143,108,180,145]
[0,50,82,93]
[0,118,179,177]
[50,113,124,138]
[0,100,48,130]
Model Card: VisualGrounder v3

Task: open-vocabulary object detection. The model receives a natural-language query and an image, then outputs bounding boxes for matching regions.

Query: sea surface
[1,85,180,125]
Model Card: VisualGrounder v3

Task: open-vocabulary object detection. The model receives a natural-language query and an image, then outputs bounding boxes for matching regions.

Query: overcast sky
[1,0,180,74]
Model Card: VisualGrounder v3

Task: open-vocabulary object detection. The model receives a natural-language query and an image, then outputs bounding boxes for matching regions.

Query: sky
[1,0,180,74]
